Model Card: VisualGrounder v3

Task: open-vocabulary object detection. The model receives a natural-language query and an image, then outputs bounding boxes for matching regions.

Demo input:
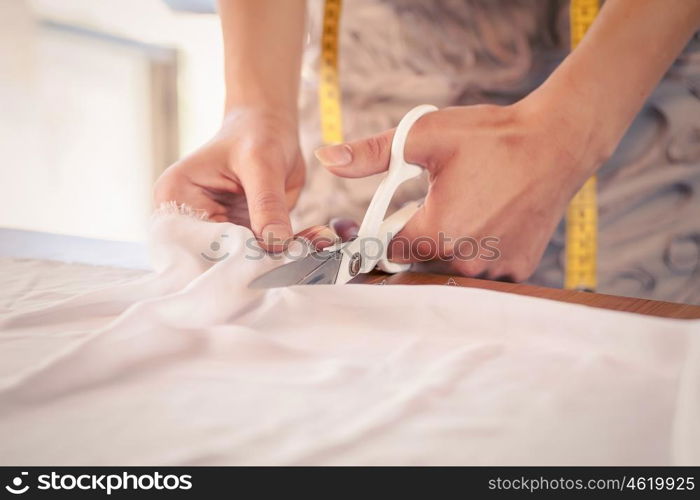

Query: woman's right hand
[154,108,305,251]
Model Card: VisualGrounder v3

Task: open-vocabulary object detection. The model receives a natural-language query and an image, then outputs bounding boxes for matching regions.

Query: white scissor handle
[355,104,437,274]
[375,200,421,273]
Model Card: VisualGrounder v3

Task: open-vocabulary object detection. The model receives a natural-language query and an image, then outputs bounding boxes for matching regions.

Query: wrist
[224,95,298,121]
[221,106,298,134]
[519,82,617,180]
[224,76,299,121]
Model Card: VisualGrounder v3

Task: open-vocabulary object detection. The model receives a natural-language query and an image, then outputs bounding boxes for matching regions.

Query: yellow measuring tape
[565,0,599,292]
[319,0,344,144]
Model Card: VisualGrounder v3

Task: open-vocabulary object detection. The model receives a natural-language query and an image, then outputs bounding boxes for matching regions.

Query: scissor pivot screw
[349,253,362,276]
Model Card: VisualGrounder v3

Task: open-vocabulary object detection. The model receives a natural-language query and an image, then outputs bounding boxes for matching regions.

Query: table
[355,271,700,320]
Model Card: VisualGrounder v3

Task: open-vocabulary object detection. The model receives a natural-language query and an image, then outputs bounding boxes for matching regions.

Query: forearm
[531,0,700,172]
[217,0,305,119]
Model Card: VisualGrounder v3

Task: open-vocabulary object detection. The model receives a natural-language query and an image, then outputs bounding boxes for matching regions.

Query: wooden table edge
[353,271,700,320]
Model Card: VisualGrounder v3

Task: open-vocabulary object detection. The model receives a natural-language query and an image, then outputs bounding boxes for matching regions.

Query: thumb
[314,129,395,178]
[238,163,292,251]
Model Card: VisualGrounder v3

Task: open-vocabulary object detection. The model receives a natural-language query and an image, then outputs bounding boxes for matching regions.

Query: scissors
[249,104,437,288]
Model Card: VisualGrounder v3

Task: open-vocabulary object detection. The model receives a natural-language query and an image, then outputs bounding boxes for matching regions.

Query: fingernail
[314,144,353,166]
[311,227,340,249]
[287,237,312,259]
[329,217,359,241]
[261,223,292,250]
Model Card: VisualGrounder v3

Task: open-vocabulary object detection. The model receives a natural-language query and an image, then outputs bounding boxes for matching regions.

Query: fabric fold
[0,211,698,465]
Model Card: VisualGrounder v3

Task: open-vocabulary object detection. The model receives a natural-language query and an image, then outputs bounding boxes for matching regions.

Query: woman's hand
[312,0,700,282]
[315,99,610,281]
[154,108,305,251]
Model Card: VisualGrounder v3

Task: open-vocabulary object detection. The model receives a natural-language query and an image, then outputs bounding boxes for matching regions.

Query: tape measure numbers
[320,0,344,145]
[565,0,599,292]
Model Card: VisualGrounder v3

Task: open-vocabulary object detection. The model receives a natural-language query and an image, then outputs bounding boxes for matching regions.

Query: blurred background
[0,0,223,242]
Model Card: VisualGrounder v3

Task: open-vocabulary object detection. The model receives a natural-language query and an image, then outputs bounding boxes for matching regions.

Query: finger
[181,195,226,221]
[314,129,395,178]
[390,213,489,278]
[386,205,441,264]
[208,191,251,228]
[314,109,442,178]
[237,163,293,252]
[208,214,230,223]
[295,225,340,250]
[387,201,475,269]
[329,217,359,242]
[155,182,226,221]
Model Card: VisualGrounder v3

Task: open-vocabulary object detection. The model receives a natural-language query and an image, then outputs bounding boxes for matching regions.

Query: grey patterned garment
[296,0,700,304]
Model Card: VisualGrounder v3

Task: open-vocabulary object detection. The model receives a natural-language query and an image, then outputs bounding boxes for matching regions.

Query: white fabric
[1,210,699,465]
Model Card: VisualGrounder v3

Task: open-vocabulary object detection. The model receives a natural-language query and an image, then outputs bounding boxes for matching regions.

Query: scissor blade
[297,252,342,285]
[248,251,341,289]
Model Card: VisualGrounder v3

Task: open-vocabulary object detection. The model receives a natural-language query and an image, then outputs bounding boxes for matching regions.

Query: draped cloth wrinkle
[0,206,699,465]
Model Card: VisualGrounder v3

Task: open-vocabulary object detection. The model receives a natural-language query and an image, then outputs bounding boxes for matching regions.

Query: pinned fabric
[0,209,699,465]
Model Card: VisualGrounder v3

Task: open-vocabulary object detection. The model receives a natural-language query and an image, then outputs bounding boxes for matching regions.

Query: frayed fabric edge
[152,202,212,222]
